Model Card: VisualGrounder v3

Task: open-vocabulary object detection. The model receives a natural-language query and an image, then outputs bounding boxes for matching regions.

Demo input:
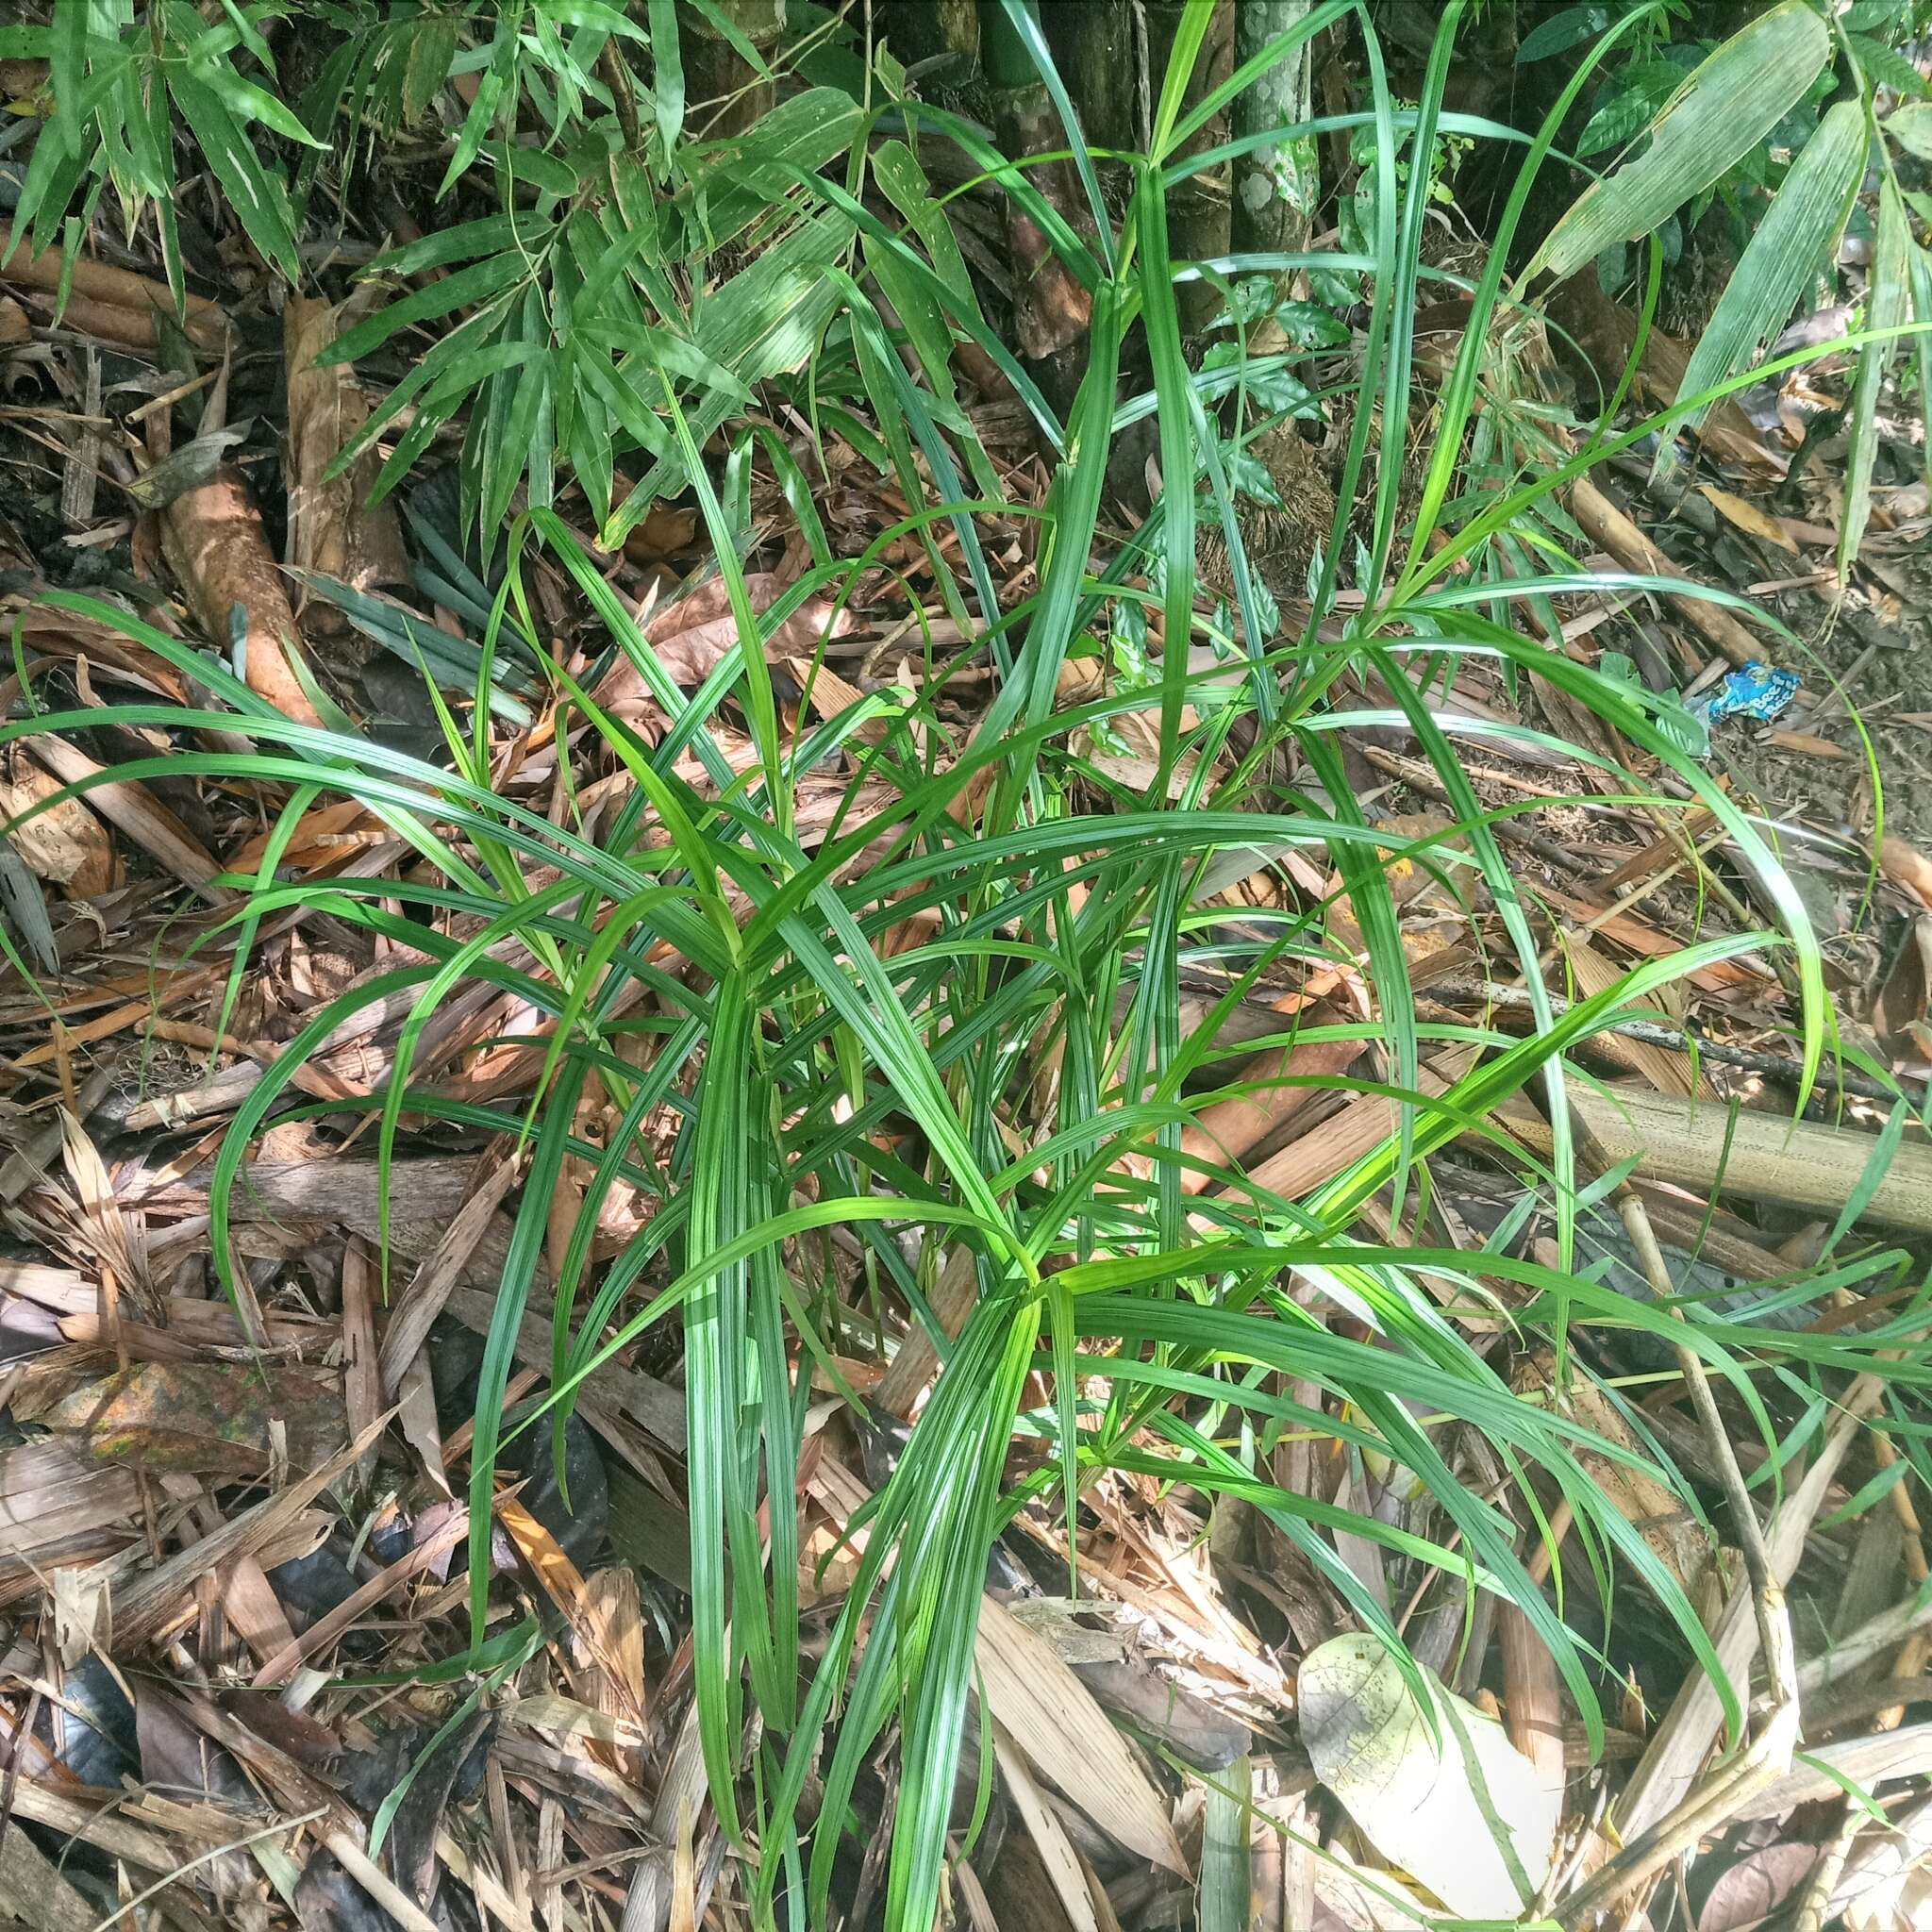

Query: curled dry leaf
[1879,835,1932,912]
[0,748,114,896]
[22,734,230,905]
[0,223,231,352]
[1696,1838,1820,1932]
[1516,1350,1708,1594]
[1700,486,1801,555]
[284,295,409,633]
[594,573,854,720]
[1300,1632,1561,1923]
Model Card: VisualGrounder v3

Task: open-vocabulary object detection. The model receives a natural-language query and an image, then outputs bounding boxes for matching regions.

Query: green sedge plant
[5,2,1928,1926]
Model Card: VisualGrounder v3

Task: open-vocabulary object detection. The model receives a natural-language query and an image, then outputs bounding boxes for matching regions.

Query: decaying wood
[0,224,231,352]
[375,1148,520,1396]
[161,463,323,726]
[873,1242,978,1421]
[0,743,114,897]
[21,734,230,904]
[1519,1083,1932,1232]
[1178,1011,1365,1194]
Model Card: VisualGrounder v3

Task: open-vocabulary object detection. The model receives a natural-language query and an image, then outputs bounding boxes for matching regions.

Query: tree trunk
[880,0,978,85]
[982,0,1093,422]
[1144,0,1235,341]
[680,0,785,138]
[1230,1,1318,344]
[1039,0,1139,196]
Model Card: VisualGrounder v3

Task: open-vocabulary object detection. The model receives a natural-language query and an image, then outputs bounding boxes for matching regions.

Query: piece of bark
[874,1242,979,1421]
[283,295,408,631]
[0,1811,96,1932]
[1230,1046,1476,1203]
[161,462,323,725]
[1179,1013,1365,1193]
[109,1415,386,1649]
[376,1147,520,1396]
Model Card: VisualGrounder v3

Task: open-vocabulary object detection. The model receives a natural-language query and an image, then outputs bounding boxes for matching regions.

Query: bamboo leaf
[1659,97,1866,475]
[1840,178,1912,577]
[1527,0,1832,285]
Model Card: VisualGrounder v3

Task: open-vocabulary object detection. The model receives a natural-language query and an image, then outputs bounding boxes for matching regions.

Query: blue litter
[1690,660,1799,729]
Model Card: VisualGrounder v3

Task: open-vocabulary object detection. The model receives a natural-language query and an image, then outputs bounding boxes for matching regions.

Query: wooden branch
[1512,1082,1932,1233]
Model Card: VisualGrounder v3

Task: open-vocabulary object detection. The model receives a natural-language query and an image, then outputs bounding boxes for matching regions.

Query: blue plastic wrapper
[1690,660,1799,729]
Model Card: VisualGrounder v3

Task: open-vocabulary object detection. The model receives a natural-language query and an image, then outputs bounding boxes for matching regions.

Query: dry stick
[1424,977,1907,1103]
[1567,475,1762,669]
[1826,1284,1931,1731]
[598,38,645,154]
[1790,1804,1862,1932]
[1560,1366,1884,1927]
[1556,1186,1803,1929]
[1825,1789,1932,1924]
[1870,1431,1930,1728]
[323,1828,441,1932]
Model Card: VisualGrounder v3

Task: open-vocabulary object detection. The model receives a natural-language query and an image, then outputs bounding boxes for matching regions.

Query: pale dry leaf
[1300,1632,1561,1922]
[0,751,113,895]
[975,1591,1187,1874]
[594,573,854,717]
[991,1721,1103,1932]
[1700,487,1800,555]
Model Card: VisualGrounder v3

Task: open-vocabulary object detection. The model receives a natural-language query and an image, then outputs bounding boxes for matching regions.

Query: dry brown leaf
[975,1591,1187,1874]
[593,573,853,716]
[0,1439,141,1604]
[1697,1839,1819,1932]
[622,502,698,563]
[1558,932,1707,1099]
[1236,1046,1476,1204]
[24,733,230,903]
[1699,486,1800,554]
[1301,1632,1560,1922]
[28,1361,346,1478]
[1880,835,1932,911]
[284,295,409,623]
[0,748,113,896]
[1516,1349,1707,1593]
